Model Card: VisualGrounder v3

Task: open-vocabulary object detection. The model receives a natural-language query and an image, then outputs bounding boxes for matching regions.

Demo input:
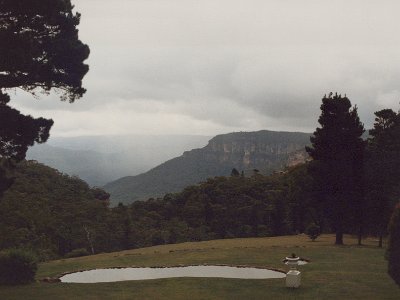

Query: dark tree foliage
[0,160,113,259]
[123,174,295,247]
[0,94,53,196]
[369,109,398,148]
[0,248,37,285]
[0,0,90,102]
[366,109,400,247]
[0,161,12,198]
[306,93,365,245]
[91,187,111,202]
[230,168,240,177]
[285,164,322,233]
[0,0,89,196]
[0,97,53,162]
[0,158,337,257]
[305,223,321,241]
[388,203,400,286]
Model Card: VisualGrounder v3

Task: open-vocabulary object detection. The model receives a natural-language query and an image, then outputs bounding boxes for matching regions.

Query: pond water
[60,266,286,283]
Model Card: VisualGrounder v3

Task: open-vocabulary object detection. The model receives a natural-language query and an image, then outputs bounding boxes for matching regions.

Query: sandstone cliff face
[197,130,310,172]
[286,149,310,168]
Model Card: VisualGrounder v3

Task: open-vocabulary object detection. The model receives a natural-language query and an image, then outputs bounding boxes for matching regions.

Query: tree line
[0,160,299,258]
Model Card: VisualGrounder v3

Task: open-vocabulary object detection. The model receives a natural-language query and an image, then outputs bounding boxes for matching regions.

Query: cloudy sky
[11,0,400,137]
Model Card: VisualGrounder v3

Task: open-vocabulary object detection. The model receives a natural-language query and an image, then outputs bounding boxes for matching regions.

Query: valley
[104,130,310,204]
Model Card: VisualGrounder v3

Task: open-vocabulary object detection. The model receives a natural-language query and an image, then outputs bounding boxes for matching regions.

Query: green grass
[0,234,399,299]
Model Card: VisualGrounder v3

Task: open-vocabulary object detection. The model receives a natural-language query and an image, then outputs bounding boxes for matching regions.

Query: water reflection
[60,266,286,283]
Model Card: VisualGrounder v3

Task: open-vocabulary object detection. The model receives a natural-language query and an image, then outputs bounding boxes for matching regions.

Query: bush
[305,223,321,241]
[388,203,400,286]
[64,248,90,258]
[35,248,58,262]
[0,249,37,285]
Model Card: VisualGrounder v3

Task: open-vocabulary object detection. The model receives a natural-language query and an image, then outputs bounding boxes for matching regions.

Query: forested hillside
[124,170,309,246]
[0,161,120,259]
[1,157,398,259]
[1,160,315,258]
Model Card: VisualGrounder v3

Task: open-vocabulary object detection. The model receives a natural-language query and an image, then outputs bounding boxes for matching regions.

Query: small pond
[60,266,286,283]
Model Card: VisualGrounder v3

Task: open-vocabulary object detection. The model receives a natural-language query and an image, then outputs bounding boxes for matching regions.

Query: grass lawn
[0,234,399,299]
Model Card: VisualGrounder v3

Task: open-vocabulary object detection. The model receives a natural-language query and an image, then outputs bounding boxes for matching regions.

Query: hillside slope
[0,160,111,258]
[104,130,310,204]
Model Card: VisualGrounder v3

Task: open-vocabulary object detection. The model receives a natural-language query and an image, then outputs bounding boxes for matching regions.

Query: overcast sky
[11,0,400,137]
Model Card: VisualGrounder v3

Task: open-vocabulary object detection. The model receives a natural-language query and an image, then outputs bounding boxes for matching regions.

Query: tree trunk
[335,211,344,245]
[335,224,344,245]
[335,232,343,245]
[357,226,362,245]
[83,225,95,254]
[379,233,383,248]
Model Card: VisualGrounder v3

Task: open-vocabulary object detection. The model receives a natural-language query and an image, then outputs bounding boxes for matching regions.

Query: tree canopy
[0,0,89,195]
[0,160,112,258]
[0,161,311,257]
[0,100,53,162]
[365,109,400,247]
[0,0,90,102]
[388,203,400,286]
[306,93,365,245]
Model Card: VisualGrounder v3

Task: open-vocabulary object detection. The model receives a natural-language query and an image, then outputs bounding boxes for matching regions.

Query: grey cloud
[10,0,400,136]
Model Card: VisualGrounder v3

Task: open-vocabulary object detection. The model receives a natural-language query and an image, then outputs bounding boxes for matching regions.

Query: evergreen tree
[0,100,53,162]
[0,0,90,102]
[388,203,400,286]
[0,95,53,196]
[306,93,365,245]
[366,109,400,247]
[0,0,89,195]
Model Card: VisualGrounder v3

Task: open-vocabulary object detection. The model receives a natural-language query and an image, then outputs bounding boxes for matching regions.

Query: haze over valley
[27,135,211,186]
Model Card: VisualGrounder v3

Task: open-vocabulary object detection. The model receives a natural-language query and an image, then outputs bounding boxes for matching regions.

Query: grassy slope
[0,234,399,299]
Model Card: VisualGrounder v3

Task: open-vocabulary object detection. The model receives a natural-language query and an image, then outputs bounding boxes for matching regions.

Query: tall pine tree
[366,109,400,247]
[0,0,89,196]
[388,202,400,286]
[306,93,365,245]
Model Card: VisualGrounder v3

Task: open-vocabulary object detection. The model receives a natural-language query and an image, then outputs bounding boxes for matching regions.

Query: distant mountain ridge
[27,135,210,186]
[104,130,311,205]
[27,144,146,186]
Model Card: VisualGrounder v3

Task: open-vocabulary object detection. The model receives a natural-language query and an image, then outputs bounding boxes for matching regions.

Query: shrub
[305,223,321,241]
[257,225,270,237]
[388,203,400,286]
[64,248,90,258]
[0,248,38,285]
[35,248,58,262]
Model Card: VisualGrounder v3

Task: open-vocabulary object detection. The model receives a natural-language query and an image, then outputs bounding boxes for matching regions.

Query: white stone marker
[285,255,301,288]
